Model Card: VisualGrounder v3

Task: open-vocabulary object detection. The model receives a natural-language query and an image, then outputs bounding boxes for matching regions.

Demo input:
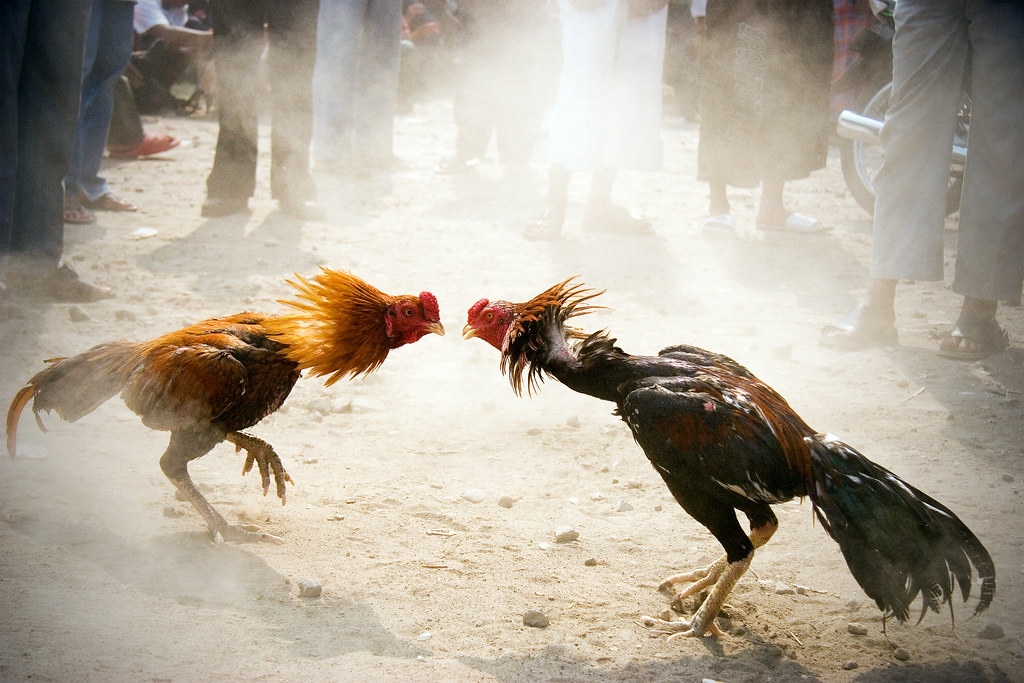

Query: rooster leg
[226,431,293,504]
[658,555,729,605]
[646,521,778,638]
[160,430,283,544]
[658,522,778,604]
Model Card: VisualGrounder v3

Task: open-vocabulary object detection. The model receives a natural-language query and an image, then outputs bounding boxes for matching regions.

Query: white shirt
[134,0,188,35]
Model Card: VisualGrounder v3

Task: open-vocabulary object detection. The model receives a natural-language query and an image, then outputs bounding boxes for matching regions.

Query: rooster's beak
[462,323,477,340]
[427,321,445,337]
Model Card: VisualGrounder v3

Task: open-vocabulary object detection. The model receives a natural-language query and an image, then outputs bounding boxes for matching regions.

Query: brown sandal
[938,318,1009,361]
[63,194,95,224]
[86,192,137,212]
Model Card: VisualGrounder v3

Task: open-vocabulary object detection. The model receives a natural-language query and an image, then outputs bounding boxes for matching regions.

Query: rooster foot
[228,431,294,504]
[638,613,726,638]
[213,523,284,545]
[658,554,728,610]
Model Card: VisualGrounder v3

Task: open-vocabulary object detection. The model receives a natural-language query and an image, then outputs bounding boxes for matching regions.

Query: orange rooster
[6,268,443,543]
[464,279,994,638]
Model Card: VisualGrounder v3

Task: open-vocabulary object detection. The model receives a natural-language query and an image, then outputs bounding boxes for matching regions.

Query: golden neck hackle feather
[264,268,395,386]
[502,277,606,396]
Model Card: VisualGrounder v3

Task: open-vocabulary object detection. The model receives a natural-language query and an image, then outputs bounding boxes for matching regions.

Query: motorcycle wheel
[840,82,965,216]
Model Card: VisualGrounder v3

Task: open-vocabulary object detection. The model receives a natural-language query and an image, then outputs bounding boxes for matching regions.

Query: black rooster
[463,279,995,638]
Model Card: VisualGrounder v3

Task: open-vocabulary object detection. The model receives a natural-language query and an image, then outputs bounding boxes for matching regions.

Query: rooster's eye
[484,311,494,322]
[404,308,414,317]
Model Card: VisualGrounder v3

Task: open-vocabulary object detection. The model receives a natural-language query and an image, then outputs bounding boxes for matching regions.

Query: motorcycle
[833,0,968,216]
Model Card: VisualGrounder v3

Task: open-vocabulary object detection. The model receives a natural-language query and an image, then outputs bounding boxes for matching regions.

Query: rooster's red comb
[420,291,440,322]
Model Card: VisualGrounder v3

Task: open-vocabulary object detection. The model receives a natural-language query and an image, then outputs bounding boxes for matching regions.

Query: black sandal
[938,317,1009,361]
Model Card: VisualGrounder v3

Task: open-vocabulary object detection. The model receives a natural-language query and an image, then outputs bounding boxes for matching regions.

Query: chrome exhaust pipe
[837,109,967,164]
[836,110,883,146]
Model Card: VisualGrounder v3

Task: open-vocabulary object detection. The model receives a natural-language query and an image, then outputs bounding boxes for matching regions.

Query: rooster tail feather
[6,342,142,455]
[806,434,995,622]
[6,385,36,458]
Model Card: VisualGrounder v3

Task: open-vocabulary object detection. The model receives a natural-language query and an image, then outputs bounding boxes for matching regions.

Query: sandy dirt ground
[1,99,1023,683]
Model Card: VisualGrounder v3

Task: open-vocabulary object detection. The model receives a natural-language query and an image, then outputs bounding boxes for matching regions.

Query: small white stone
[297,579,322,598]
[462,489,486,503]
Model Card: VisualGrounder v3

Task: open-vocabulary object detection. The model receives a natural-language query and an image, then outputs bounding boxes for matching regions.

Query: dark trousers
[205,0,319,202]
[0,0,89,265]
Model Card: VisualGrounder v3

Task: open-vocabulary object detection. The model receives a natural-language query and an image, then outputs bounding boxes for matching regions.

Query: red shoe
[108,133,180,159]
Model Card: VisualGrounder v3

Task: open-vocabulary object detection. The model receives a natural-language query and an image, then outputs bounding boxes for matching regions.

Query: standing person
[439,0,557,179]
[64,0,140,226]
[131,0,214,115]
[526,0,669,241]
[201,0,323,220]
[696,0,833,234]
[313,0,403,172]
[821,0,1023,359]
[1,0,113,302]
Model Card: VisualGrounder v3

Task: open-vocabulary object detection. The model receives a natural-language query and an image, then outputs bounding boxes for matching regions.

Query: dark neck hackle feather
[502,278,605,396]
[264,268,397,386]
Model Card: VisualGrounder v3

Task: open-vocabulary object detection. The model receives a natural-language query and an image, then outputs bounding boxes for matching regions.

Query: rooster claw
[213,523,285,545]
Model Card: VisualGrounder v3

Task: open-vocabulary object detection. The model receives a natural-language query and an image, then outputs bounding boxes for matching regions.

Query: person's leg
[870,0,967,285]
[351,0,402,161]
[204,0,265,211]
[939,0,1024,358]
[823,0,967,348]
[581,167,652,234]
[11,0,89,264]
[950,1,1024,306]
[267,0,320,214]
[75,0,134,203]
[311,0,362,165]
[64,0,102,205]
[0,0,31,257]
[524,165,570,241]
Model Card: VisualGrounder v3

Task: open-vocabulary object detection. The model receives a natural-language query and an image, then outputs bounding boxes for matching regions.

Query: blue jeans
[312,0,402,163]
[65,0,135,203]
[0,0,90,266]
[206,0,320,201]
[870,0,1024,302]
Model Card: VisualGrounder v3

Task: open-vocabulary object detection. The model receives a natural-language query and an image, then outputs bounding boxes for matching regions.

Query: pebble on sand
[462,489,486,503]
[523,610,549,628]
[297,579,322,598]
[497,495,515,508]
[554,526,579,543]
[978,622,1004,640]
[847,623,868,636]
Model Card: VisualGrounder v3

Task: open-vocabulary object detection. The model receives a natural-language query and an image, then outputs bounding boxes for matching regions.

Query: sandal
[581,204,653,235]
[758,212,827,234]
[820,304,898,350]
[63,194,95,224]
[108,132,180,159]
[702,213,736,233]
[85,192,137,212]
[938,317,1009,361]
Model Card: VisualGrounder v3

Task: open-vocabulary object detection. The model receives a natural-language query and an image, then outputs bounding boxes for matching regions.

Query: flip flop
[938,319,1009,361]
[820,304,898,350]
[759,212,827,234]
[581,205,653,235]
[108,133,180,159]
[63,195,95,224]
[85,192,137,212]
[702,213,736,233]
